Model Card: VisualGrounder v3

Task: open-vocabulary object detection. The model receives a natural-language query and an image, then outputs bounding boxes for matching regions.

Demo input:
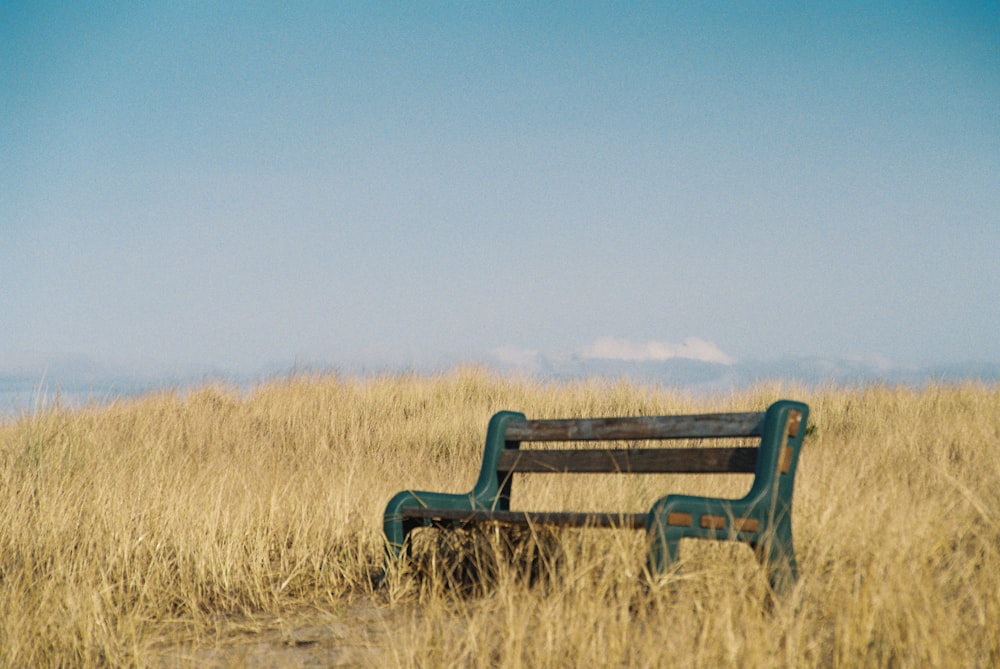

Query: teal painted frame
[383,400,809,593]
[645,399,809,594]
[383,410,526,556]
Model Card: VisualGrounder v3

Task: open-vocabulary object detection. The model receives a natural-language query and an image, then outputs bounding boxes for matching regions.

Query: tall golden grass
[0,368,997,667]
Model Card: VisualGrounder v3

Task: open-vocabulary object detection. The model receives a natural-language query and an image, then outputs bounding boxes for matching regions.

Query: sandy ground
[152,599,399,669]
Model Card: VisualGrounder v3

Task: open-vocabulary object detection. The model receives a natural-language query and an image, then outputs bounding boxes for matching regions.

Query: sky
[2,2,999,401]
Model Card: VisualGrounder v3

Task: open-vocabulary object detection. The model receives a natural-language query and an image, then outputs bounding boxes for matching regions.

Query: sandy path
[152,599,401,668]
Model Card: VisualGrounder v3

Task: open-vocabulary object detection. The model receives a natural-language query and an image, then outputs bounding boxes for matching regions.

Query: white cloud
[839,352,895,372]
[490,345,542,370]
[576,336,736,365]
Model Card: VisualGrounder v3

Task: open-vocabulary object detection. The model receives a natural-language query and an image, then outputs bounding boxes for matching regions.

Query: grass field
[1,368,997,667]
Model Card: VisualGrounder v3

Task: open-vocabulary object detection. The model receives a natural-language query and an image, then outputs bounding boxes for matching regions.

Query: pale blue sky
[2,2,998,384]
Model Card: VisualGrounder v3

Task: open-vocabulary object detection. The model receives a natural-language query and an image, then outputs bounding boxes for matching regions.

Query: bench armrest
[383,411,527,557]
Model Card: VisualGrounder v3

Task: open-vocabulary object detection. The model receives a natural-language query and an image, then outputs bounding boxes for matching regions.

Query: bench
[383,399,809,593]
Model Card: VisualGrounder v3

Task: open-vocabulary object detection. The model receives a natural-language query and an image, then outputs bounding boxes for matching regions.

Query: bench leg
[384,517,421,565]
[753,533,798,595]
[645,520,681,576]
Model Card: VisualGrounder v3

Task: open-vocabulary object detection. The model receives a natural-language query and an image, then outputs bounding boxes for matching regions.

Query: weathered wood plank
[503,412,765,442]
[495,447,758,473]
[400,507,648,529]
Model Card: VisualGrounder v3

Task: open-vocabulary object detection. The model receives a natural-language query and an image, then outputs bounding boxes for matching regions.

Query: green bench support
[384,399,809,593]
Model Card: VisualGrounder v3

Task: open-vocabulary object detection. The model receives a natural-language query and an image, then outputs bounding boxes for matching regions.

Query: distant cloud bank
[490,336,737,374]
[487,337,1000,393]
[576,336,736,365]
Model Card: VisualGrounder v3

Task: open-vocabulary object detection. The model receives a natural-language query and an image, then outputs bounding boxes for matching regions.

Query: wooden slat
[787,410,802,437]
[400,507,647,529]
[667,512,693,527]
[496,447,758,474]
[733,518,760,532]
[401,507,765,534]
[504,412,764,442]
[779,445,793,474]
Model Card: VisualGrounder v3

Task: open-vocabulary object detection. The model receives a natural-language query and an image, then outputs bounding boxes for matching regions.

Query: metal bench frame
[384,399,809,593]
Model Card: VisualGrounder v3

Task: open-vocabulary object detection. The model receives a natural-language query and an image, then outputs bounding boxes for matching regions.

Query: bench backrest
[468,400,806,512]
[499,413,765,474]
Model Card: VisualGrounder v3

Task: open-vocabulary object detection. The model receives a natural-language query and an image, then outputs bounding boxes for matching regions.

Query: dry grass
[1,368,998,667]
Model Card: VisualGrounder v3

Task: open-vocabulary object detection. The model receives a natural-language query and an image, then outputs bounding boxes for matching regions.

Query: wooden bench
[383,399,809,593]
